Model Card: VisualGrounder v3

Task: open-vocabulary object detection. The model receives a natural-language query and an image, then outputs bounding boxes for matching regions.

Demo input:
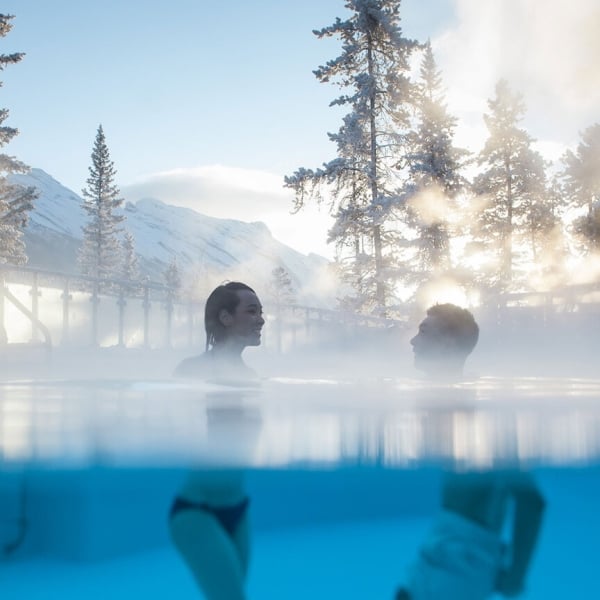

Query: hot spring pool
[0,377,599,599]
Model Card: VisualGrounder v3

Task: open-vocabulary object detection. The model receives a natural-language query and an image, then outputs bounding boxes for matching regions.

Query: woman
[170,281,264,600]
[174,281,265,383]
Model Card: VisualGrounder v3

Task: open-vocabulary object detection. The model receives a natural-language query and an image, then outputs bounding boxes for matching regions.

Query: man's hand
[495,568,524,597]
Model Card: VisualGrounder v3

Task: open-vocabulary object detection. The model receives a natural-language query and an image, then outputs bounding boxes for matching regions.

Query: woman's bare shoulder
[173,353,212,378]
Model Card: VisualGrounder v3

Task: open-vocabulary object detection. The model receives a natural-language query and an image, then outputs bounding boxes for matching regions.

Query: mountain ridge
[12,168,334,306]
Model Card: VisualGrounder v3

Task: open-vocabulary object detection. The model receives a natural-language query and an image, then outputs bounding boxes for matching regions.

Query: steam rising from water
[437,0,600,149]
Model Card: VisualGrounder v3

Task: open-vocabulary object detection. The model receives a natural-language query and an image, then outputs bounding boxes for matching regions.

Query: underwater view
[1,377,599,599]
[1,1,599,598]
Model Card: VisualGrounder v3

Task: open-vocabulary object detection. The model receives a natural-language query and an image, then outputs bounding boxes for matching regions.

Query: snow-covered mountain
[12,169,334,306]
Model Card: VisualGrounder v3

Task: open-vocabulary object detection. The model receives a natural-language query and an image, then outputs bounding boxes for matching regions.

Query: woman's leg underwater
[230,511,251,577]
[170,509,247,600]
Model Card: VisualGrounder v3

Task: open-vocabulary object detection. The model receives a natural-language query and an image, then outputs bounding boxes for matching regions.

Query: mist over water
[1,372,599,472]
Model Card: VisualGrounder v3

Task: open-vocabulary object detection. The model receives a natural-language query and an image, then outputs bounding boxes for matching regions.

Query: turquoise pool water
[1,378,599,598]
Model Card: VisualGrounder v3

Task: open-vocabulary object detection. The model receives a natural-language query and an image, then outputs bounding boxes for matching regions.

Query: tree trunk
[367,32,386,315]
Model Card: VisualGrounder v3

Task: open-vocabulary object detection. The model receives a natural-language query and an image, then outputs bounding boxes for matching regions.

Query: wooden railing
[0,266,403,352]
[0,265,200,350]
[3,264,596,353]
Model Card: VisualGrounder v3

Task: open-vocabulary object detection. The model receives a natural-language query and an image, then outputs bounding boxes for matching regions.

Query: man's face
[227,289,265,347]
[410,315,456,372]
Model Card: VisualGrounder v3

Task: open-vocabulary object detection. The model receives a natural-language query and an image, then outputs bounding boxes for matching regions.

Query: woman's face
[222,289,265,347]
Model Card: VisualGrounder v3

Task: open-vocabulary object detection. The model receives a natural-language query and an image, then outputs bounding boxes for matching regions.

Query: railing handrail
[2,286,52,348]
[0,263,174,294]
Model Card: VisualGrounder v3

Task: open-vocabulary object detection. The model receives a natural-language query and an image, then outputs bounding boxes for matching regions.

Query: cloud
[122,165,334,259]
[435,0,600,153]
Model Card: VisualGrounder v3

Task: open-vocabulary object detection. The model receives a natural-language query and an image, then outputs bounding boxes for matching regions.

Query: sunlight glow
[415,276,479,311]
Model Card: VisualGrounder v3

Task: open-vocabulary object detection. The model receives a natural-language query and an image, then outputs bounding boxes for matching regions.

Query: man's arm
[496,477,546,596]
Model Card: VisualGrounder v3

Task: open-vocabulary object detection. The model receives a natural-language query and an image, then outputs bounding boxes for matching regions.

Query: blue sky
[2,0,599,257]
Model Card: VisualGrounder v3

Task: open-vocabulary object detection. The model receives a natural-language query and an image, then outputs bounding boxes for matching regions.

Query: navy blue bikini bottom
[169,496,250,537]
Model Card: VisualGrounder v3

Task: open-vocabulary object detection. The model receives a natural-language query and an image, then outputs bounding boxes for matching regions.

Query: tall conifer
[403,41,469,274]
[562,123,600,251]
[0,14,36,265]
[120,230,140,292]
[285,0,419,316]
[473,80,547,287]
[78,125,125,280]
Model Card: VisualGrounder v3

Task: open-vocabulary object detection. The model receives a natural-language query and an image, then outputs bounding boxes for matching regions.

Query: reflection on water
[1,377,600,469]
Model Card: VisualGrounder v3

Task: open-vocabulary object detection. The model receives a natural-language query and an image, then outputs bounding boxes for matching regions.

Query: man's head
[410,303,479,376]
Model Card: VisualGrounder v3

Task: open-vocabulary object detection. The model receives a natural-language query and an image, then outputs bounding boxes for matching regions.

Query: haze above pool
[1,377,599,470]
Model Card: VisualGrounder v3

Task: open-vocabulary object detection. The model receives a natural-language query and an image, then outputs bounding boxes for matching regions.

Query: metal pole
[0,269,6,345]
[143,285,150,349]
[30,272,40,342]
[165,294,173,349]
[117,286,126,347]
[61,279,71,346]
[91,281,99,346]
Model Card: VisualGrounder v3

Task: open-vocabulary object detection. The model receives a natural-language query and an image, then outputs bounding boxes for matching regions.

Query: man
[396,304,545,600]
[410,303,479,378]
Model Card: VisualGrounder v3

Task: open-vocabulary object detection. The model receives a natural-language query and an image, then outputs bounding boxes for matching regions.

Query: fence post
[30,271,41,342]
[0,269,6,345]
[276,303,282,354]
[143,284,150,349]
[61,278,71,346]
[91,281,99,346]
[305,307,310,338]
[291,306,298,349]
[165,293,173,349]
[187,302,194,348]
[117,286,126,347]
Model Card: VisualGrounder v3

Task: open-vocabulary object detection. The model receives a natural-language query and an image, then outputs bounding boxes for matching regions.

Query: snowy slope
[11,169,333,305]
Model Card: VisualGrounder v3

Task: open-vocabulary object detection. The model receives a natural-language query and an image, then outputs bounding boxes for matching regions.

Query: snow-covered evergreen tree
[267,265,296,352]
[163,257,182,300]
[472,80,548,288]
[403,41,469,274]
[0,14,37,265]
[78,125,125,281]
[285,0,419,316]
[120,230,140,292]
[268,266,295,308]
[561,123,600,251]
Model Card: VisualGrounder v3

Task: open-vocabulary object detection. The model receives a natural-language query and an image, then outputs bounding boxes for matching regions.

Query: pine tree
[403,41,469,274]
[268,266,295,308]
[285,0,419,316]
[78,125,125,281]
[0,14,37,265]
[120,230,140,292]
[163,257,181,300]
[162,257,181,348]
[472,80,548,288]
[268,265,296,353]
[561,123,600,251]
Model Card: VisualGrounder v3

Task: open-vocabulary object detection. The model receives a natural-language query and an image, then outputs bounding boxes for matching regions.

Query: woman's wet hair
[204,282,256,349]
